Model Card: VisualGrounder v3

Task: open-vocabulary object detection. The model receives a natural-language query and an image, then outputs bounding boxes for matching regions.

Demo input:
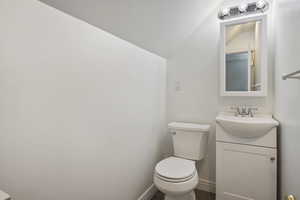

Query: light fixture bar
[218,0,269,20]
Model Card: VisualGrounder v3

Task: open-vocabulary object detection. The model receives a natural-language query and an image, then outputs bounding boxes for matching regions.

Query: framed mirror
[220,15,267,96]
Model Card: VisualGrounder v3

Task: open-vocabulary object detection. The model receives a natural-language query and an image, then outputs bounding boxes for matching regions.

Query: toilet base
[164,190,196,200]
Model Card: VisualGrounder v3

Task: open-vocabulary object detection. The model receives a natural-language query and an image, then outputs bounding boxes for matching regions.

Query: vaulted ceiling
[39,0,223,58]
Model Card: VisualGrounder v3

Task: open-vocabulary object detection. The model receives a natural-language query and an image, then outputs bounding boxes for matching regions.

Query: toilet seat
[155,171,196,183]
[155,157,196,183]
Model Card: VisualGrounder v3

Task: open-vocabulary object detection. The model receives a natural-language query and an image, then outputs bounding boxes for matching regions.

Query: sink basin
[216,113,279,138]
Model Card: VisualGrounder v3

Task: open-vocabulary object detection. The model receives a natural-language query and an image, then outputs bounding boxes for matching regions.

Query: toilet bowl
[153,122,210,200]
[154,157,198,200]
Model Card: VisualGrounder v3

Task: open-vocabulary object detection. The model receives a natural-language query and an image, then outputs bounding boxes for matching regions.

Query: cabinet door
[216,142,276,200]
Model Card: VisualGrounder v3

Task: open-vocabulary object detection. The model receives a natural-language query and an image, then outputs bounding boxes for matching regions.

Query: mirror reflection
[225,21,261,92]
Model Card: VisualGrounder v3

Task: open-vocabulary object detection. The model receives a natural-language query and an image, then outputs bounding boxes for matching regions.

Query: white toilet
[154,122,210,200]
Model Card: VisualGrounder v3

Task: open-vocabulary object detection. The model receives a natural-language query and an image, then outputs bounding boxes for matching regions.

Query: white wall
[0,0,166,200]
[274,0,300,198]
[167,10,219,187]
[167,0,275,189]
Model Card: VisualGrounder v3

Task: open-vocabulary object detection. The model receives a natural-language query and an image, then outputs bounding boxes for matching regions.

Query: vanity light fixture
[218,0,269,20]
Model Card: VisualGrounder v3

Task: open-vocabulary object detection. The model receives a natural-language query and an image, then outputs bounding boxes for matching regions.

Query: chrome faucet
[230,105,258,117]
[239,105,248,117]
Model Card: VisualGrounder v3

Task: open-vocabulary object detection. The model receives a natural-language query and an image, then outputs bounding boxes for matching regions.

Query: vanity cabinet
[216,142,276,200]
[216,121,278,200]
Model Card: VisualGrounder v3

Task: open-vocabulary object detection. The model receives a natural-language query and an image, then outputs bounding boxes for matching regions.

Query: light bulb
[256,0,266,9]
[239,3,248,13]
[221,7,230,16]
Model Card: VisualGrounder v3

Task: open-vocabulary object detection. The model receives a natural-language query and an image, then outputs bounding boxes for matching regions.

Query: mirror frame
[220,14,268,97]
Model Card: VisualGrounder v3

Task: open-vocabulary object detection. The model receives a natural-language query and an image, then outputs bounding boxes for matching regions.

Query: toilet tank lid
[168,122,210,132]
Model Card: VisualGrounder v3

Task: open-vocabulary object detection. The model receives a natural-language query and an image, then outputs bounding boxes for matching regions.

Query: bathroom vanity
[216,113,279,200]
[216,7,278,199]
[216,1,280,198]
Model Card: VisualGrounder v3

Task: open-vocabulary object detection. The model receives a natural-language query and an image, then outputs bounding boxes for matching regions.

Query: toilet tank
[168,122,210,161]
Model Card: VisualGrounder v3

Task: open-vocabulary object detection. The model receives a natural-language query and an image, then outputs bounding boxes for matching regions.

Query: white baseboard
[197,178,216,193]
[137,179,214,200]
[137,184,157,200]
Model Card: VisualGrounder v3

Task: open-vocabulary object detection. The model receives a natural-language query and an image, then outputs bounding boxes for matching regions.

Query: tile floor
[151,190,215,200]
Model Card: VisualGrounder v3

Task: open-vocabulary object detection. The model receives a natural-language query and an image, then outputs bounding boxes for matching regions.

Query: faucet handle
[247,106,259,117]
[230,105,241,116]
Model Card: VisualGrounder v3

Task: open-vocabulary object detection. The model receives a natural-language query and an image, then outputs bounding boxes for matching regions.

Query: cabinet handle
[270,157,275,161]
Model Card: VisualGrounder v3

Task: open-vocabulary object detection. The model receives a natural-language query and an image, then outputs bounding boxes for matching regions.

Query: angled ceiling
[39,0,222,58]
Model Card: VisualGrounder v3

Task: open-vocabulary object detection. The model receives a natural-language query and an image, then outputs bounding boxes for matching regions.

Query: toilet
[154,122,210,200]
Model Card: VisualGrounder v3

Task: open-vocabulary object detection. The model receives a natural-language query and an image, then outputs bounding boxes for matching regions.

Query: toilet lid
[155,157,196,180]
